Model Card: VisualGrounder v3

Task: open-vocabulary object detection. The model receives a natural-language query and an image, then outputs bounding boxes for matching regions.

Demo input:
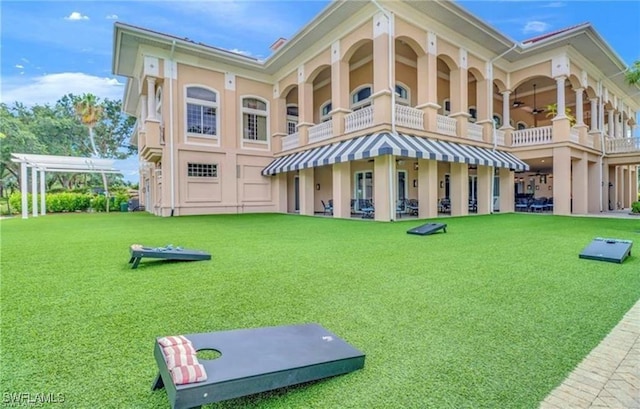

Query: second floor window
[469,106,477,123]
[243,97,268,141]
[395,84,409,105]
[186,86,218,137]
[287,104,298,135]
[351,85,372,110]
[320,101,332,122]
[493,114,502,128]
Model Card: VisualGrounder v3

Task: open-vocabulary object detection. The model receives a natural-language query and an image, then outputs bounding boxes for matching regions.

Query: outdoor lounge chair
[321,199,333,215]
[358,199,374,218]
[406,199,419,216]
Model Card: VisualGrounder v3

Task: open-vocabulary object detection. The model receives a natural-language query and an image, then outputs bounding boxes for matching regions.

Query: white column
[31,167,38,217]
[147,77,156,120]
[589,98,598,131]
[574,88,584,125]
[21,162,28,219]
[608,110,614,138]
[40,170,46,215]
[140,95,148,126]
[501,91,511,128]
[555,76,567,119]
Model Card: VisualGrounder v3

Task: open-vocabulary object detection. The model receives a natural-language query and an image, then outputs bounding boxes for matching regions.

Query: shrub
[632,201,640,214]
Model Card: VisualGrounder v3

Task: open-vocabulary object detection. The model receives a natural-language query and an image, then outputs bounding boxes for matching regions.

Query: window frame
[395,82,410,106]
[516,121,528,130]
[442,98,451,115]
[319,100,332,122]
[350,84,372,110]
[493,114,503,128]
[184,85,220,139]
[468,105,477,123]
[241,96,269,143]
[286,103,298,135]
[187,162,218,178]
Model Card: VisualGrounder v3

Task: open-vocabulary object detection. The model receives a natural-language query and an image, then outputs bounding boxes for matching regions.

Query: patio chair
[438,198,451,214]
[321,199,333,215]
[396,199,407,218]
[468,199,477,213]
[529,197,547,212]
[406,199,419,216]
[515,197,530,212]
[358,199,374,219]
[545,197,554,211]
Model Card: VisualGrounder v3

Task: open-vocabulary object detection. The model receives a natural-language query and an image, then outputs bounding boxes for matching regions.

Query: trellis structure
[10,153,120,219]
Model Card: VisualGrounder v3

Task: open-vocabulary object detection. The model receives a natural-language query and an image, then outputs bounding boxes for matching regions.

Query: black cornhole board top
[152,323,365,409]
[128,245,211,269]
[407,222,447,236]
[579,237,632,264]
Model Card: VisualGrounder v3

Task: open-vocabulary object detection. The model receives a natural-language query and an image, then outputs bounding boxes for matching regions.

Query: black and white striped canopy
[262,132,529,176]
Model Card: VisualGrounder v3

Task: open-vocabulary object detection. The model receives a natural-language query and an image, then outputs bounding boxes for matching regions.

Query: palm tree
[74,93,110,211]
[625,61,640,86]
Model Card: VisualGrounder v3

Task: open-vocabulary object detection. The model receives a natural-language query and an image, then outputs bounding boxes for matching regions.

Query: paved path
[540,300,640,408]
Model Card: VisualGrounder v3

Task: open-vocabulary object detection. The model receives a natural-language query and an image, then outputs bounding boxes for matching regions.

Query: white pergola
[10,153,120,219]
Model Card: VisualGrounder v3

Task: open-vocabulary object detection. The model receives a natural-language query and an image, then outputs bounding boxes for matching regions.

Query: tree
[74,93,110,211]
[625,61,640,86]
[545,103,576,126]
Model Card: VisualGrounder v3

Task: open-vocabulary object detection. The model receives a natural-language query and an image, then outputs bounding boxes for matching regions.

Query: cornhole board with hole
[407,222,447,236]
[579,237,632,264]
[128,245,211,269]
[152,323,365,409]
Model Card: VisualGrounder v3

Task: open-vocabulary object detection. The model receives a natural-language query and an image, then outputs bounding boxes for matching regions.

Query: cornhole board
[579,237,632,264]
[407,222,447,236]
[128,245,211,269]
[152,323,365,409]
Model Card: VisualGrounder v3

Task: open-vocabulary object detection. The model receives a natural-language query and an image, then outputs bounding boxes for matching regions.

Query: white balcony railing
[468,123,483,141]
[308,120,333,144]
[396,105,424,130]
[436,114,457,136]
[511,126,552,146]
[282,132,299,151]
[345,106,374,134]
[570,127,580,143]
[606,137,640,154]
[495,129,506,146]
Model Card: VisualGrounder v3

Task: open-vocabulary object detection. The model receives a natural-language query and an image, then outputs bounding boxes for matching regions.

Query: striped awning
[262,132,529,176]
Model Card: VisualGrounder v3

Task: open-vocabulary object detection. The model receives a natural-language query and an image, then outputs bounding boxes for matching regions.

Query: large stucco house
[112,0,639,221]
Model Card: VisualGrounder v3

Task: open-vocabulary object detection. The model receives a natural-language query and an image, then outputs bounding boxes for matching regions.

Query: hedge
[8,191,131,214]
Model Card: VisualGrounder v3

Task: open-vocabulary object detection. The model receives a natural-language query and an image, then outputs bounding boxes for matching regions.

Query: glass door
[294,176,299,212]
[354,171,373,211]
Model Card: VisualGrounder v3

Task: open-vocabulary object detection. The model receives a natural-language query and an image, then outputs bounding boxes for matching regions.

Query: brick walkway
[540,300,640,408]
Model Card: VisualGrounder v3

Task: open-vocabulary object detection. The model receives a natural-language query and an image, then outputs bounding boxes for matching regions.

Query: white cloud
[523,21,550,34]
[1,73,125,106]
[227,48,253,57]
[15,64,24,69]
[65,12,89,21]
[542,2,565,8]
[105,14,118,20]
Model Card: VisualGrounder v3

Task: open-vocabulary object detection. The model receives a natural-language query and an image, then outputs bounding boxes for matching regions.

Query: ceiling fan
[531,84,545,115]
[512,88,524,108]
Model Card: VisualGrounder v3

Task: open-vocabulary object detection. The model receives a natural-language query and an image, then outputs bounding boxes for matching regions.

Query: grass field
[1,212,638,408]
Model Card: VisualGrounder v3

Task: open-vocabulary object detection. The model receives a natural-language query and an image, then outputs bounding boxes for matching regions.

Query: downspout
[598,80,605,211]
[169,40,176,216]
[371,0,396,220]
[488,42,518,212]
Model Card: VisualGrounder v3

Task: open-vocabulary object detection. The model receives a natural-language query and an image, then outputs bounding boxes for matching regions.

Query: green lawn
[1,213,638,408]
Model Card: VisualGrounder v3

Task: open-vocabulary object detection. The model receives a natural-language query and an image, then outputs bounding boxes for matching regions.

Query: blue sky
[2,1,639,181]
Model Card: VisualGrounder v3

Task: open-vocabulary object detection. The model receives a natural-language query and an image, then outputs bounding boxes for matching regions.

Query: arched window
[242,97,268,141]
[351,85,372,110]
[468,106,477,123]
[516,121,527,130]
[395,83,410,106]
[186,86,218,137]
[286,104,298,135]
[320,101,332,122]
[442,98,451,115]
[493,114,502,128]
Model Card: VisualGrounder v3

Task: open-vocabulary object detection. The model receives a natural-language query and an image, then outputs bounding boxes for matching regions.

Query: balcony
[512,126,552,147]
[495,129,506,146]
[282,132,300,151]
[345,106,373,134]
[396,105,423,131]
[606,137,640,154]
[308,120,333,144]
[468,122,483,142]
[139,120,163,162]
[436,115,457,136]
